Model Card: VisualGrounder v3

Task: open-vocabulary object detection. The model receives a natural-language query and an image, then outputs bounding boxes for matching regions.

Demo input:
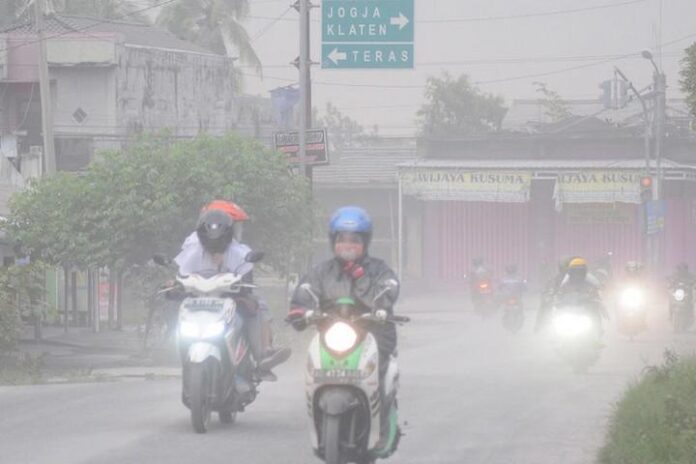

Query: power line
[249,6,292,43]
[232,51,682,69]
[240,32,696,90]
[247,0,647,24]
[418,0,647,23]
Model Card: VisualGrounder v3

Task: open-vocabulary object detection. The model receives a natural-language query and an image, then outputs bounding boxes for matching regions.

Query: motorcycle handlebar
[305,312,410,325]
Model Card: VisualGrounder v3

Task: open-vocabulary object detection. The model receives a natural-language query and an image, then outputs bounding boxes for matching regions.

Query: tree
[9,133,314,328]
[0,1,26,28]
[533,81,572,123]
[157,0,262,76]
[680,42,696,118]
[316,102,370,152]
[417,72,507,137]
[9,133,313,275]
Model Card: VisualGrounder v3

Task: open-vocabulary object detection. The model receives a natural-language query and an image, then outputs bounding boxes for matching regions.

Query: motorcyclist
[668,262,696,288]
[535,256,575,331]
[287,206,400,448]
[174,200,290,381]
[469,258,492,306]
[556,257,607,323]
[498,264,527,302]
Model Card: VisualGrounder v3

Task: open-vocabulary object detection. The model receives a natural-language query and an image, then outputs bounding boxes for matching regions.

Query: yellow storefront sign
[554,171,641,208]
[400,169,532,202]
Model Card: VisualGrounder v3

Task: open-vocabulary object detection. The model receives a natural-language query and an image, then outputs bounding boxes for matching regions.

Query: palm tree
[157,0,262,76]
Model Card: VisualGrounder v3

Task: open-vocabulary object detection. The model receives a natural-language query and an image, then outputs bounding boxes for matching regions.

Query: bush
[0,263,50,353]
[598,350,696,463]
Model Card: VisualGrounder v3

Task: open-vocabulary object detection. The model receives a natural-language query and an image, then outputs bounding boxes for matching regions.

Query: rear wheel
[324,415,346,464]
[189,364,212,433]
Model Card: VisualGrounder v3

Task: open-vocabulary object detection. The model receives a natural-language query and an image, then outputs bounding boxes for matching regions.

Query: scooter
[549,291,604,374]
[156,252,264,433]
[297,281,409,464]
[614,284,648,340]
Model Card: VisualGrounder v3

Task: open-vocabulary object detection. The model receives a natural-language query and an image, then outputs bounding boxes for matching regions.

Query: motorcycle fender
[382,357,399,398]
[188,342,221,363]
[318,388,361,416]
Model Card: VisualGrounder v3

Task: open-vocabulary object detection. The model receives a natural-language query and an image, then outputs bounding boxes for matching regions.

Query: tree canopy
[680,42,696,119]
[417,72,507,137]
[8,133,314,275]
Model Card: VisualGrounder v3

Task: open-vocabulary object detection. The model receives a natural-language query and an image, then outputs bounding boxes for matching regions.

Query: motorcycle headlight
[201,321,226,338]
[620,287,644,309]
[179,320,225,339]
[324,322,358,353]
[674,289,686,302]
[553,313,593,338]
[179,320,199,338]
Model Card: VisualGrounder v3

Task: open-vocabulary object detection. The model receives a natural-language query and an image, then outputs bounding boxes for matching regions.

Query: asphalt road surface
[1,291,692,464]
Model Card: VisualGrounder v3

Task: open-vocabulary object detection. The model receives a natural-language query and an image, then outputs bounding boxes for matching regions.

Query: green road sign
[322,0,414,69]
[322,44,413,69]
[322,0,414,43]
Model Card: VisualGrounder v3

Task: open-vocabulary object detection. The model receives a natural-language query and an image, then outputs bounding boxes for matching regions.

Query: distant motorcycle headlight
[553,313,593,338]
[324,322,358,353]
[674,289,686,302]
[620,287,644,309]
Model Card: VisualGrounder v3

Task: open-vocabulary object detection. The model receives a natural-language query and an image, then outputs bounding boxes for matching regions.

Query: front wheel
[189,363,212,433]
[323,415,346,464]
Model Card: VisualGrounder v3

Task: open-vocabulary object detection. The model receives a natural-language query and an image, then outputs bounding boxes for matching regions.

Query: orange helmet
[201,200,249,222]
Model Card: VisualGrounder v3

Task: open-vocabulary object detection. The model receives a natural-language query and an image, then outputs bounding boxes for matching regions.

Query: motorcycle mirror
[245,251,265,263]
[300,283,320,307]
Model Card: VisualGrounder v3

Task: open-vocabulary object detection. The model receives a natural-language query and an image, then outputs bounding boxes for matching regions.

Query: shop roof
[398,158,696,181]
[398,158,694,171]
[314,145,417,186]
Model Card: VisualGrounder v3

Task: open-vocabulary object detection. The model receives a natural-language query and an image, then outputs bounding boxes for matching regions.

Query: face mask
[334,242,364,262]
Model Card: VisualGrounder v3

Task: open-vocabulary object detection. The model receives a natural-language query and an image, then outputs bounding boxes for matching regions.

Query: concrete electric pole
[296,0,313,184]
[34,0,56,176]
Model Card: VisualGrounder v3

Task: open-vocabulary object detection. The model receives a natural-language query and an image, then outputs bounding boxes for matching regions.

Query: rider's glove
[343,261,366,280]
[286,308,308,331]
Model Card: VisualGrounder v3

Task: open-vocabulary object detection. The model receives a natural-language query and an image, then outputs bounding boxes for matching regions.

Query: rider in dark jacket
[287,206,401,449]
[287,206,399,369]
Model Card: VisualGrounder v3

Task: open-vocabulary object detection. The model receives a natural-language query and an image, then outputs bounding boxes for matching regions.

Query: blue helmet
[329,206,373,246]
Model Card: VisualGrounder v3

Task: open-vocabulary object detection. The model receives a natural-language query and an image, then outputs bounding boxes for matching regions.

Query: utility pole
[296,0,313,184]
[34,0,56,176]
[654,71,666,201]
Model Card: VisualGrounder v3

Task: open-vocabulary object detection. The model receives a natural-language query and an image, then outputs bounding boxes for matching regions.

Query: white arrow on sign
[328,48,347,65]
[390,12,409,30]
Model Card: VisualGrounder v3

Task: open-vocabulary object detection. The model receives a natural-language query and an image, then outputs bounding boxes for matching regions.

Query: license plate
[313,369,362,382]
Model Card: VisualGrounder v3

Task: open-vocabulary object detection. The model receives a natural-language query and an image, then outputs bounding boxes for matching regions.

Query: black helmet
[197,209,235,254]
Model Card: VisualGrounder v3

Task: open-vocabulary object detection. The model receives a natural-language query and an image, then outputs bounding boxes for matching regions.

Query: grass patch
[598,350,696,464]
[0,353,44,385]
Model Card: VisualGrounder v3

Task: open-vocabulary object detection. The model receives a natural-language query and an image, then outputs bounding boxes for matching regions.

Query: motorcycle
[155,251,264,433]
[501,296,524,334]
[614,284,648,340]
[669,281,694,333]
[297,281,409,464]
[470,276,496,317]
[549,291,604,374]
